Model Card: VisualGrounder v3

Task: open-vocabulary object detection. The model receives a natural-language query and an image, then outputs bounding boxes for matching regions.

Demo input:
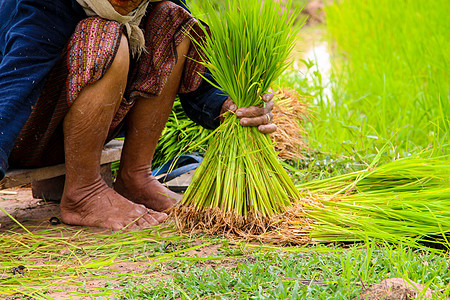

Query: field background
[0,0,448,299]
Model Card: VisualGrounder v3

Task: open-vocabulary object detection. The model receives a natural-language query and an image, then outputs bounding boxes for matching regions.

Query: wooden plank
[0,164,66,190]
[0,140,124,190]
[100,140,124,165]
[165,170,194,193]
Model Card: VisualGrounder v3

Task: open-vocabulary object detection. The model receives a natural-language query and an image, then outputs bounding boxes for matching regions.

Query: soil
[0,186,60,230]
[360,278,434,300]
[0,188,246,299]
[303,0,325,25]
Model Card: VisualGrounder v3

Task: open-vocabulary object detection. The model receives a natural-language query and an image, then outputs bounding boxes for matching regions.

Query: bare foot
[60,179,167,231]
[114,169,182,212]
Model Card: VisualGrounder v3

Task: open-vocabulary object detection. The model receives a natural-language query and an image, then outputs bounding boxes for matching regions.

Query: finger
[236,101,274,118]
[262,88,275,102]
[240,112,273,127]
[236,106,264,118]
[258,123,277,134]
[221,97,237,113]
[264,100,274,113]
[220,97,237,123]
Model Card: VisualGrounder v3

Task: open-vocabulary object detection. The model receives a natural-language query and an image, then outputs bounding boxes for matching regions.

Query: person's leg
[114,37,191,212]
[60,34,165,230]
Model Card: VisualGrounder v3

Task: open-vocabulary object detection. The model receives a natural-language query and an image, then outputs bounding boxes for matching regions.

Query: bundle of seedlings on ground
[297,155,450,248]
[152,98,211,168]
[272,90,310,159]
[173,0,304,234]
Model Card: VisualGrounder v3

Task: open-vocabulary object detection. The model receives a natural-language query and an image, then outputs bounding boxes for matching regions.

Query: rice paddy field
[1,0,449,299]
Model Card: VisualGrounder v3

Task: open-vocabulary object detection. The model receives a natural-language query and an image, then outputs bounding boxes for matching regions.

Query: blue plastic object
[153,154,203,183]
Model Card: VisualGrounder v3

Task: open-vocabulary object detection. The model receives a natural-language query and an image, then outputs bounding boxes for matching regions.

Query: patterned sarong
[9,1,205,168]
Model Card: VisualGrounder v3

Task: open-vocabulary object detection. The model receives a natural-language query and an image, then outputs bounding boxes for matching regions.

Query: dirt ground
[0,188,234,299]
[0,182,246,298]
[0,186,60,231]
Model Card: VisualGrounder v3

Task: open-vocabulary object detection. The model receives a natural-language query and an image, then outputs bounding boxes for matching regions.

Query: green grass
[0,224,217,299]
[285,0,449,160]
[121,242,449,299]
[281,0,450,248]
[2,223,448,299]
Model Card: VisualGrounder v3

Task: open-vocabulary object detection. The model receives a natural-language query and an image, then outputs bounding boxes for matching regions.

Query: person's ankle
[62,177,107,204]
[116,165,153,184]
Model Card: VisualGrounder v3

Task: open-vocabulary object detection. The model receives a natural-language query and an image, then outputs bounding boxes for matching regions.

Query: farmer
[0,0,277,230]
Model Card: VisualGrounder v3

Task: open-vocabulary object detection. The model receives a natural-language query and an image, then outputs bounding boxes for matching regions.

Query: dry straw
[271,89,310,160]
[173,0,305,228]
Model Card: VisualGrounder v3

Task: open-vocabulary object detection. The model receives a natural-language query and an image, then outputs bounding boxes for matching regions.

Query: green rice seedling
[174,0,304,233]
[298,155,450,247]
[310,0,449,157]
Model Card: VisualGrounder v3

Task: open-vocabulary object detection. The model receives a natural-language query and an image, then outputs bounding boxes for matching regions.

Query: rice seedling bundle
[271,90,310,160]
[176,0,303,225]
[298,156,450,247]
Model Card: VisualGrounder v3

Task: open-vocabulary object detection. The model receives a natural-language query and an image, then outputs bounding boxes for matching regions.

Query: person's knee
[109,34,130,78]
[67,17,130,103]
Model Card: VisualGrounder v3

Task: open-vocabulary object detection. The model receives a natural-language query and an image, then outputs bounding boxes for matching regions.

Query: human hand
[220,89,277,134]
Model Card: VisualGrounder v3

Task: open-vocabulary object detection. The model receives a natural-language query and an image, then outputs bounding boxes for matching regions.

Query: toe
[142,213,159,226]
[134,203,149,215]
[149,210,168,223]
[126,223,142,231]
[109,221,125,231]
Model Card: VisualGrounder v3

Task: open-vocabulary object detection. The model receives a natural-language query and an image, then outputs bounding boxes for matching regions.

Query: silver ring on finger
[265,113,271,124]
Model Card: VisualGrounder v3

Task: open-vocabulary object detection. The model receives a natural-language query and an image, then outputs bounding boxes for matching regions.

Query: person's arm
[178,71,227,129]
[0,0,85,179]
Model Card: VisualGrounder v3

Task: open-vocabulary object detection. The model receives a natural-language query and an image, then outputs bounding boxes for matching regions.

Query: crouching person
[0,0,276,230]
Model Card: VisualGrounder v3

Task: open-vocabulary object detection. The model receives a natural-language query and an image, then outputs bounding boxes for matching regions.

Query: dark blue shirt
[0,0,226,180]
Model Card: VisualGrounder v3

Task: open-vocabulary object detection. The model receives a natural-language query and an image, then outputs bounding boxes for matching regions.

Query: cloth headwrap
[76,0,155,57]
